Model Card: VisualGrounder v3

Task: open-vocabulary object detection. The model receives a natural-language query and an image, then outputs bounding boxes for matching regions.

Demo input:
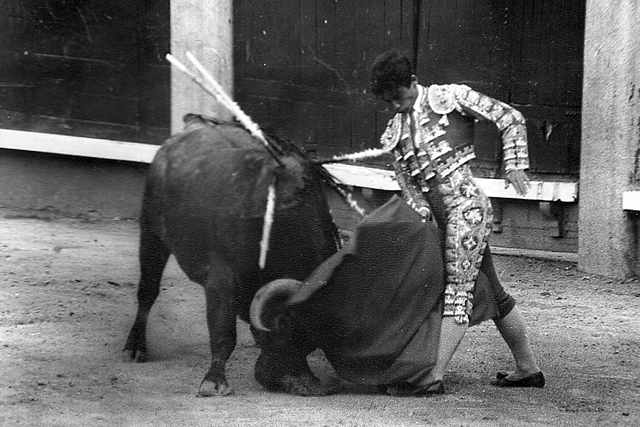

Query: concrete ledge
[491,246,578,263]
[622,191,640,211]
[0,129,579,203]
[0,129,159,163]
[323,163,579,203]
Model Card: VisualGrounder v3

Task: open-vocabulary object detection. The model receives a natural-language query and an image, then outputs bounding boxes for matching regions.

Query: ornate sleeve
[447,84,530,172]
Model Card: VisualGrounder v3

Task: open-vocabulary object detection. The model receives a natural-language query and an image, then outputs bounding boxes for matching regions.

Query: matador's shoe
[384,380,445,397]
[491,371,545,388]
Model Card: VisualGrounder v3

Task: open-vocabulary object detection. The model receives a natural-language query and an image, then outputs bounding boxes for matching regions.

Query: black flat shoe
[491,371,545,388]
[414,380,445,397]
[385,380,445,397]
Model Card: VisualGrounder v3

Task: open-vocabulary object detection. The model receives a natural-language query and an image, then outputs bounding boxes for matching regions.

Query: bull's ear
[181,113,209,133]
[182,113,203,125]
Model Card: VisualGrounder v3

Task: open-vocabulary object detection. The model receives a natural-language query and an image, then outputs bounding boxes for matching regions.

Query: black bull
[124,115,505,396]
[123,115,340,396]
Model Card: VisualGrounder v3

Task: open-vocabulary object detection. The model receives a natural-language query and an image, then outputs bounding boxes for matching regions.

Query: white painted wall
[579,0,640,277]
[169,0,234,133]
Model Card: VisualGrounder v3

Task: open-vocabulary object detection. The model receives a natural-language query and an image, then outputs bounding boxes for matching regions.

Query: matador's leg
[442,172,493,324]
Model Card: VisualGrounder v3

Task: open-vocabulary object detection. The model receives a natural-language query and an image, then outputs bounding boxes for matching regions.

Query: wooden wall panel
[0,0,170,143]
[316,0,338,75]
[2,0,583,170]
[508,1,584,174]
[334,1,357,89]
[347,1,384,154]
[300,0,318,70]
[234,0,417,159]
[512,1,584,108]
[413,0,583,175]
[416,0,511,97]
[0,0,585,170]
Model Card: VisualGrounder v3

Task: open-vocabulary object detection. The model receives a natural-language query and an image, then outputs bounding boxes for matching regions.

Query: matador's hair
[370,49,414,98]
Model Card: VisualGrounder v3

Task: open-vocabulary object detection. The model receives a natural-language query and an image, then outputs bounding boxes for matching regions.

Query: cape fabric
[295,195,504,386]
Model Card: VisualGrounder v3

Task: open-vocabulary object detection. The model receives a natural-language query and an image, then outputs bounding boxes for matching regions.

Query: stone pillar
[170,0,233,133]
[579,0,640,277]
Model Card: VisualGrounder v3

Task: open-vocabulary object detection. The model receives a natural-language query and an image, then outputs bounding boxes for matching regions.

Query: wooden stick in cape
[322,148,389,164]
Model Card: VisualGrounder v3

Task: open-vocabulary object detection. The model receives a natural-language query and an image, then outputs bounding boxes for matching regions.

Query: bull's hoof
[122,349,147,363]
[198,378,234,397]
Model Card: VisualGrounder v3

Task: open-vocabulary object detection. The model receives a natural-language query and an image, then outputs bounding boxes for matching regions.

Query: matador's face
[379,75,419,114]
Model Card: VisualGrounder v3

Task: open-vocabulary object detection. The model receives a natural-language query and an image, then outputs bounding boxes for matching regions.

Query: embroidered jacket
[380,84,530,217]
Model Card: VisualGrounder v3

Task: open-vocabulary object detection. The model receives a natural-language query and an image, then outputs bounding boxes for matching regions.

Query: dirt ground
[1,209,639,427]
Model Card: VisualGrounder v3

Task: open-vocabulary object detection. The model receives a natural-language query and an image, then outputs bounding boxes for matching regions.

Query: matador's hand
[417,206,432,222]
[505,170,531,196]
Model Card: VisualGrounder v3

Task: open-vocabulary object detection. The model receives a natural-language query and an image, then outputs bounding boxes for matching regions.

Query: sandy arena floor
[0,210,639,426]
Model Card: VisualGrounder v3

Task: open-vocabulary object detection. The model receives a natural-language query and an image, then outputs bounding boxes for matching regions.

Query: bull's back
[143,124,272,283]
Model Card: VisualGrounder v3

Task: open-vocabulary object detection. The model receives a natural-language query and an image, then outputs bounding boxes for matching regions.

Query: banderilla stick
[166,52,284,166]
[167,53,366,217]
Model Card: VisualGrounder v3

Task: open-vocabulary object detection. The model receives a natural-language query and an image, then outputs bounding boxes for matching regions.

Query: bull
[123,114,340,396]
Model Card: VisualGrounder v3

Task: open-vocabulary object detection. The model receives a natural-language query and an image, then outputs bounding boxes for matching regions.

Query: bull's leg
[123,229,170,363]
[198,260,237,396]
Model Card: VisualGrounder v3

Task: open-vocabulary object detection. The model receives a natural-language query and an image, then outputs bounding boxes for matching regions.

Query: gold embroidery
[428,84,457,114]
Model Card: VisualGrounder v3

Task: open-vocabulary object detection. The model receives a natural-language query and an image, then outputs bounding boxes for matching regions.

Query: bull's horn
[250,278,304,331]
